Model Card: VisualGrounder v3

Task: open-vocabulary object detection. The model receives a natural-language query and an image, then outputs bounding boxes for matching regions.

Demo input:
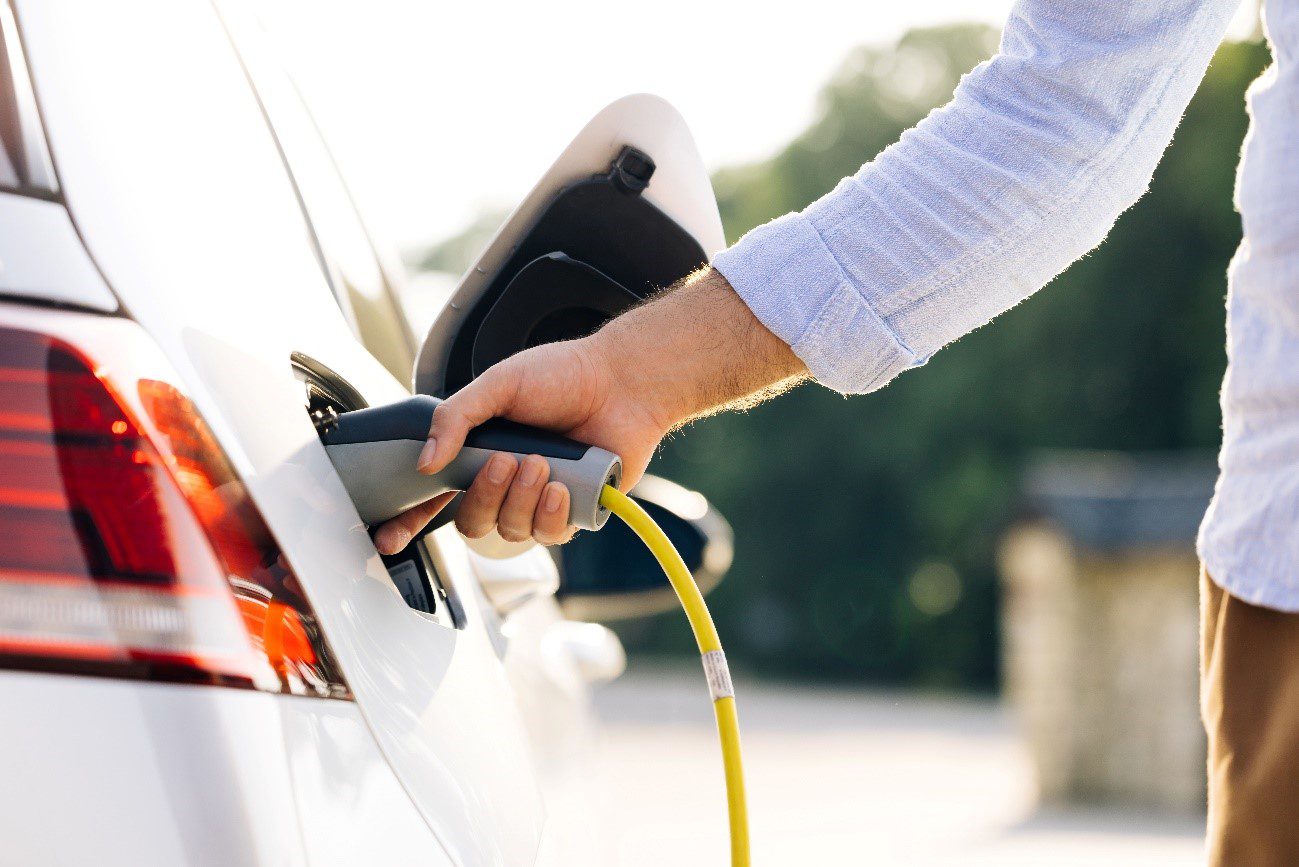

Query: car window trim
[0,0,57,196]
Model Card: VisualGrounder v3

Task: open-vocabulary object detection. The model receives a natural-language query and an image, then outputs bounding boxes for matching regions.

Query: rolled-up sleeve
[712,0,1241,394]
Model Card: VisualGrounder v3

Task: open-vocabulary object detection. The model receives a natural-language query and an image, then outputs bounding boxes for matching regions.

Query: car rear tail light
[0,321,350,699]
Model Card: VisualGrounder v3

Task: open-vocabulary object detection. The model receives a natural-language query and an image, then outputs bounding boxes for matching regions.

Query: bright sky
[258,1,1259,253]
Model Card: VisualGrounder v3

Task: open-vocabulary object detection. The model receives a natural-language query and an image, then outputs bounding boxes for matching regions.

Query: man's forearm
[589,267,808,432]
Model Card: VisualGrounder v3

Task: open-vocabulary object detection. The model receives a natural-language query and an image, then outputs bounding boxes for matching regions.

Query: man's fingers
[454,453,518,539]
[419,365,519,476]
[373,490,458,555]
[497,455,549,543]
[533,482,574,546]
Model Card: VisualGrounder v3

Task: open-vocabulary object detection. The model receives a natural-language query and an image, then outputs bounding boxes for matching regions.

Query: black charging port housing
[376,532,460,629]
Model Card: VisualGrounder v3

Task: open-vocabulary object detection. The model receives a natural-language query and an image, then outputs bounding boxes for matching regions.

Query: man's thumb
[417,367,515,475]
[416,400,466,476]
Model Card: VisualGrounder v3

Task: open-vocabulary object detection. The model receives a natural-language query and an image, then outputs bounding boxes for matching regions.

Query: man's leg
[1201,568,1299,865]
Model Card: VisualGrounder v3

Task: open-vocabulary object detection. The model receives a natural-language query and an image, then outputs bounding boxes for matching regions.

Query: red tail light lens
[0,324,350,699]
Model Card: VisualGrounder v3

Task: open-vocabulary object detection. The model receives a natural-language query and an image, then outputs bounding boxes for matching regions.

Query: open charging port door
[414,94,726,398]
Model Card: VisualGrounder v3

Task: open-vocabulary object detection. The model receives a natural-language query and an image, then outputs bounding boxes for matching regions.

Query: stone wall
[999,522,1204,813]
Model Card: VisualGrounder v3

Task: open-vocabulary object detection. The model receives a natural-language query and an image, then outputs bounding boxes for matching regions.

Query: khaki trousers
[1201,568,1299,866]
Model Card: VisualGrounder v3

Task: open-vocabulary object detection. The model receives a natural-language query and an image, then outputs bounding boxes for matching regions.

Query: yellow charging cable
[599,485,750,867]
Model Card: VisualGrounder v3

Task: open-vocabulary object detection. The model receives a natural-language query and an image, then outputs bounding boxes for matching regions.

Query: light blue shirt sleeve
[711,0,1242,394]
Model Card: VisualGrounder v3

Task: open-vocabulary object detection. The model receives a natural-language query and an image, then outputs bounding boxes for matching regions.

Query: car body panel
[0,672,306,867]
[0,191,115,311]
[16,2,545,862]
[0,672,456,867]
[211,0,418,384]
[279,697,454,866]
[8,1,717,863]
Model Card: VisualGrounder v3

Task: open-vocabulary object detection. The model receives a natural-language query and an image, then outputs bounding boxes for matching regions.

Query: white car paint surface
[17,0,547,862]
[1,0,724,863]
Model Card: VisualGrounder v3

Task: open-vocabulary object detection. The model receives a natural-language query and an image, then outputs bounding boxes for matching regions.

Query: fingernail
[519,458,544,487]
[543,483,564,513]
[488,454,513,485]
[378,528,409,554]
[417,439,437,473]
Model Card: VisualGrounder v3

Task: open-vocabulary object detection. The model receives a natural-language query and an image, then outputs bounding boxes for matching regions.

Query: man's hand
[373,267,807,554]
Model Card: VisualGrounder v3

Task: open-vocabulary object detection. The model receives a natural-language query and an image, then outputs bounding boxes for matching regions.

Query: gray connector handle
[320,395,622,531]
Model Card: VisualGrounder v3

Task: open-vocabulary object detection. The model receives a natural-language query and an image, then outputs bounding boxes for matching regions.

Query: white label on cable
[701,650,733,701]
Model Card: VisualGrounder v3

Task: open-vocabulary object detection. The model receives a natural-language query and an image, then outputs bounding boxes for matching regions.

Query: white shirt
[1200,3,1299,610]
[712,0,1299,610]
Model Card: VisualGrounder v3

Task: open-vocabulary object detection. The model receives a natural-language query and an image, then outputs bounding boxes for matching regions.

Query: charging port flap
[414,95,725,398]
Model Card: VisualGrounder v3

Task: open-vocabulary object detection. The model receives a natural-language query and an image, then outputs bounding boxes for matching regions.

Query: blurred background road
[592,665,1204,866]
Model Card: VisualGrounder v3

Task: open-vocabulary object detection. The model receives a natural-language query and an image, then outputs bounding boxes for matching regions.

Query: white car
[0,1,731,864]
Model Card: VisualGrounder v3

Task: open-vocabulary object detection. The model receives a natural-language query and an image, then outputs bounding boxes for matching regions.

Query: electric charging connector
[321,397,750,864]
